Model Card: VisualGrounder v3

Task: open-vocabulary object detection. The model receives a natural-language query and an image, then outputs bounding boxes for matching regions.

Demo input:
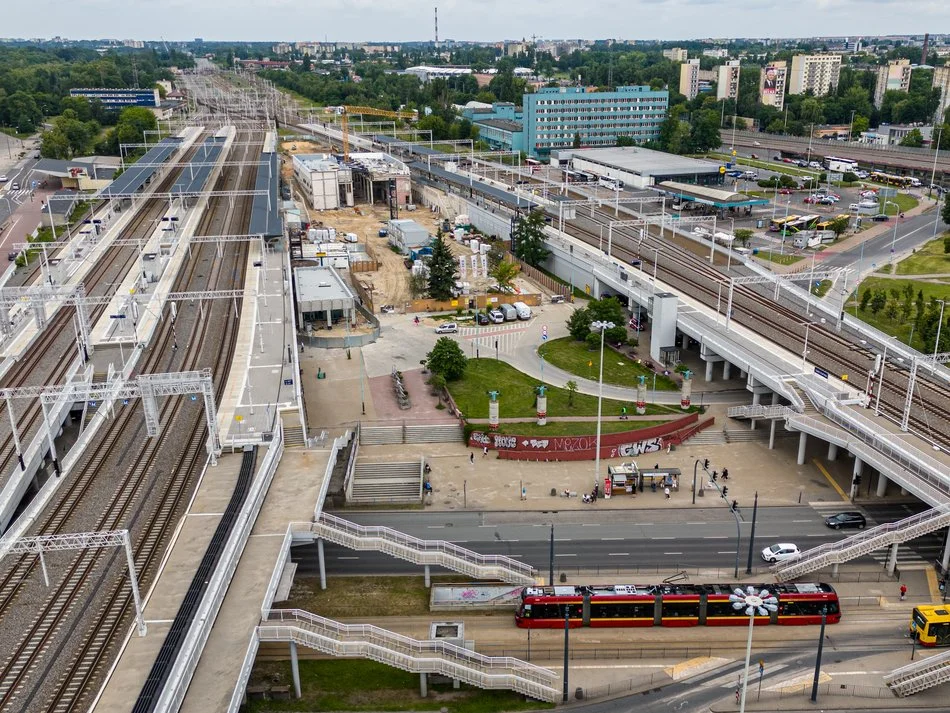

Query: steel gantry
[901,352,950,431]
[0,284,93,355]
[2,529,146,636]
[723,270,849,331]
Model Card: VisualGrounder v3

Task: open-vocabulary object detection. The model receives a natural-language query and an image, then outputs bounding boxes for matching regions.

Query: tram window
[661,601,700,618]
[706,601,748,617]
[591,602,653,619]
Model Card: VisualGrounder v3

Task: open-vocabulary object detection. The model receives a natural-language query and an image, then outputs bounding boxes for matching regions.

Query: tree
[851,115,870,137]
[511,210,550,267]
[944,235,950,254]
[828,216,850,238]
[114,106,158,149]
[870,290,887,315]
[491,260,520,291]
[842,171,858,184]
[899,128,924,148]
[733,228,753,247]
[859,290,872,312]
[572,132,582,148]
[942,193,950,227]
[587,296,626,327]
[616,135,636,147]
[565,380,578,407]
[566,307,592,341]
[426,337,467,381]
[688,110,721,153]
[425,233,458,301]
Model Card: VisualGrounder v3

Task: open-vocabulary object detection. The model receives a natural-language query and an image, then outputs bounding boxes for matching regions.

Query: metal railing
[307,512,537,584]
[261,609,559,702]
[885,648,950,696]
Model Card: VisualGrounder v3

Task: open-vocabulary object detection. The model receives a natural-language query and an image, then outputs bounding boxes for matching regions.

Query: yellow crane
[337,105,417,161]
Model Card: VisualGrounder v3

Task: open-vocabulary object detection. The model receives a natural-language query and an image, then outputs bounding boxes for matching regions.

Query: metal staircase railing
[260,609,559,702]
[773,504,950,581]
[884,648,950,697]
[307,513,538,584]
[726,404,791,420]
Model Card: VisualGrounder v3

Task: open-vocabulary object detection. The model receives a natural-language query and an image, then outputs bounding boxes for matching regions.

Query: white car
[761,543,801,563]
[434,322,458,334]
[488,309,505,324]
[0,175,8,183]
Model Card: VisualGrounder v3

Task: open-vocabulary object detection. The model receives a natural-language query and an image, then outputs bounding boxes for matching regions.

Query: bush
[843,171,858,183]
[585,332,601,351]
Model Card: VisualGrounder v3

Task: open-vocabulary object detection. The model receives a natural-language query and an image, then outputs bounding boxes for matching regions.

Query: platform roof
[170,138,224,195]
[102,138,181,198]
[657,181,769,208]
[413,160,539,212]
[294,266,356,312]
[569,147,722,178]
[249,152,281,238]
[33,158,118,181]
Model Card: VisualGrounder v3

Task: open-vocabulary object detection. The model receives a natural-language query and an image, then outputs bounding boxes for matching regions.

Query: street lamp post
[934,300,947,364]
[885,200,901,263]
[731,587,778,713]
[848,110,856,145]
[874,336,897,416]
[929,125,943,200]
[590,321,614,497]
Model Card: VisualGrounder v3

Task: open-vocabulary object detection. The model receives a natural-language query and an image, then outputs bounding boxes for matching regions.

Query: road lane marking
[664,552,683,555]
[686,521,707,525]
[608,552,630,556]
[717,551,737,554]
[705,536,727,539]
[601,537,625,541]
[812,458,849,501]
[337,556,360,560]
[793,519,813,523]
[653,536,674,539]
[555,553,577,557]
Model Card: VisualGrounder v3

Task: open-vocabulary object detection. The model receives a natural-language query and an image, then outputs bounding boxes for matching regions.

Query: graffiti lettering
[618,437,663,457]
[527,439,549,449]
[493,435,517,449]
[469,432,490,445]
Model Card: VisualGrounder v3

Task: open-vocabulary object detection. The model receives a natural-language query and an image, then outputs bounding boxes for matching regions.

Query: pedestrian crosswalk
[458,320,534,356]
[3,189,31,204]
[808,502,945,567]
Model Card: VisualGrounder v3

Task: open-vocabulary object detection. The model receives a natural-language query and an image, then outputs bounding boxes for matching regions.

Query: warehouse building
[555,146,723,189]
[388,219,431,254]
[292,153,353,210]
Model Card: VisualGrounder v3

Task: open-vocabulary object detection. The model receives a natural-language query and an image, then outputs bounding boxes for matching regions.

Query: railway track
[0,128,261,712]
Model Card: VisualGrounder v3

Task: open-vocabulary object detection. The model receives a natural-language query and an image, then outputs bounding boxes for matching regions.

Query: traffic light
[711,471,718,482]
[722,486,729,498]
[853,474,862,486]
[704,459,710,470]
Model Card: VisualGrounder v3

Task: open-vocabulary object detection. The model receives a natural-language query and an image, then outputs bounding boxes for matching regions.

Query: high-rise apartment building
[663,48,688,63]
[717,60,741,101]
[874,59,913,108]
[759,61,787,110]
[789,54,842,96]
[932,65,950,123]
[522,86,669,158]
[679,59,701,100]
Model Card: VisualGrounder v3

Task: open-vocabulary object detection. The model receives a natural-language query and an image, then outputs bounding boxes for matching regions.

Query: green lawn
[880,193,918,216]
[539,337,678,391]
[894,235,950,276]
[285,575,469,618]
[812,279,833,298]
[851,276,950,350]
[247,659,550,713]
[0,126,33,140]
[448,359,684,420]
[754,250,805,266]
[493,419,669,437]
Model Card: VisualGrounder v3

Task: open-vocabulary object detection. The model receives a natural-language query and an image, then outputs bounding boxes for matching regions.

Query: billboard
[763,66,779,95]
[759,62,786,109]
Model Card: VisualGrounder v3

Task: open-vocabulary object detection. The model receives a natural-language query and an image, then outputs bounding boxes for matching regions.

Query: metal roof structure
[294,266,356,311]
[32,158,118,181]
[657,181,770,208]
[249,151,281,238]
[102,138,181,198]
[170,138,225,195]
[412,160,539,213]
[566,147,722,178]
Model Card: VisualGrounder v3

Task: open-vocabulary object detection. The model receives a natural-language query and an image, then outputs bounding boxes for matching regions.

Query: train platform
[215,239,299,444]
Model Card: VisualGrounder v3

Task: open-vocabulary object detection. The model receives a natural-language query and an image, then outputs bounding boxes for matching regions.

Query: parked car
[489,309,505,323]
[0,175,7,183]
[380,304,395,314]
[797,160,809,167]
[743,170,758,180]
[10,182,19,190]
[761,543,801,563]
[778,188,792,195]
[783,158,795,163]
[476,313,490,325]
[808,161,822,169]
[825,512,867,530]
[435,322,458,334]
[727,170,743,178]
[803,196,817,204]
[772,155,783,161]
[860,190,877,199]
[871,213,890,222]
[550,294,566,304]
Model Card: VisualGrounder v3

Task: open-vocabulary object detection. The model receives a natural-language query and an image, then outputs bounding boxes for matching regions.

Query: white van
[512,301,531,320]
[500,303,518,322]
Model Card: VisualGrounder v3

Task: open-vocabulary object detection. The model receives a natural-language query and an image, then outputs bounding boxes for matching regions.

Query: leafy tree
[943,193,950,227]
[828,216,850,238]
[511,210,550,267]
[851,115,870,137]
[869,290,887,315]
[944,236,950,254]
[565,380,578,406]
[656,117,690,154]
[566,307,592,341]
[572,132,582,148]
[491,260,520,291]
[426,337,467,381]
[115,106,158,149]
[859,290,872,312]
[425,233,458,301]
[733,228,753,247]
[899,128,924,148]
[688,110,721,153]
[1,91,42,132]
[40,128,71,159]
[842,171,858,184]
[587,295,626,327]
[616,135,636,147]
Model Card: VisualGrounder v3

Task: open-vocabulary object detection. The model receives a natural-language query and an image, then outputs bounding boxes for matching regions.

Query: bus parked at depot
[769,215,800,232]
[911,605,950,646]
[783,214,821,233]
[516,582,841,629]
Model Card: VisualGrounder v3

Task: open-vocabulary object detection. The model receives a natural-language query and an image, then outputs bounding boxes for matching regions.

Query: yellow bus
[816,214,850,230]
[911,605,950,647]
[769,215,800,232]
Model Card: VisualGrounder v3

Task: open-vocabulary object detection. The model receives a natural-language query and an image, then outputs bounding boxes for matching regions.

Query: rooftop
[476,118,523,132]
[348,152,409,176]
[658,181,770,208]
[569,147,722,177]
[294,153,341,172]
[294,265,356,305]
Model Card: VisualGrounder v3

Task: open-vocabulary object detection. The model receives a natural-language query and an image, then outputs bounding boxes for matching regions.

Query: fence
[409,293,542,313]
[348,271,376,313]
[506,252,568,295]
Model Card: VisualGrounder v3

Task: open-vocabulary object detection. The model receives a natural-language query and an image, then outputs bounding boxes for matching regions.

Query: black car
[476,313,490,325]
[825,512,866,530]
[871,213,890,222]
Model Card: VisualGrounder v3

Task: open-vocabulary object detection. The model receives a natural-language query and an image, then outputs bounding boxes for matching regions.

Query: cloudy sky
[5,0,949,42]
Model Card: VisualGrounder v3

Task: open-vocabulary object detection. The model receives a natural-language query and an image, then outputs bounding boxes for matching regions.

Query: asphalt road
[0,158,39,228]
[295,504,946,577]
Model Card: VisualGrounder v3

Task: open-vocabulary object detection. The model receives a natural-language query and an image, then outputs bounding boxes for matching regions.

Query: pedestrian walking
[900,584,907,601]
[735,688,740,704]
[470,452,474,465]
[482,445,488,458]
[664,486,671,499]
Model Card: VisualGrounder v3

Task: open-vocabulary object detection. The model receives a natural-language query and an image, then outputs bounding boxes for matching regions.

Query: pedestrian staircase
[259,609,559,702]
[682,429,726,446]
[349,461,422,503]
[306,512,538,584]
[772,504,950,581]
[360,422,464,446]
[884,648,950,697]
[282,425,306,448]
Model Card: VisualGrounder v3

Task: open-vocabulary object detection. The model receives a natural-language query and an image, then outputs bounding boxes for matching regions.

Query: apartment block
[663,48,688,62]
[679,60,716,100]
[789,54,842,96]
[522,86,669,158]
[717,60,741,101]
[759,61,787,110]
[932,65,950,122]
[874,59,913,108]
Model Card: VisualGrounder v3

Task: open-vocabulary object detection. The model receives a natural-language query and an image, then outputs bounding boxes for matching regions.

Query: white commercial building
[789,54,842,96]
[875,60,913,108]
[404,66,473,83]
[292,153,353,211]
[932,65,950,122]
[717,60,741,101]
[759,61,787,110]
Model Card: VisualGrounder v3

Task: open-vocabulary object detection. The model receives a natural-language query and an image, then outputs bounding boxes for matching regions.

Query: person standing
[469,452,474,465]
[664,486,671,499]
[900,584,907,601]
[483,445,488,458]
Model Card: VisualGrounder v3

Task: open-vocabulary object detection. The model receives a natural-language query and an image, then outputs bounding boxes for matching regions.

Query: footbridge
[885,649,950,697]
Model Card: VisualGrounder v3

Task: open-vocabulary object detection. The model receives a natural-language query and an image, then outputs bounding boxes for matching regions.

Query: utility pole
[746,491,758,575]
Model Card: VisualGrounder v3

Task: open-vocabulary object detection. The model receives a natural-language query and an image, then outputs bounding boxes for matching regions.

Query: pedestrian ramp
[300,512,538,584]
[884,648,950,697]
[773,504,950,581]
[259,608,559,702]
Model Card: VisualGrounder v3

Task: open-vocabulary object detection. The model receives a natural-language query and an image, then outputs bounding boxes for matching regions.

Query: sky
[4,0,950,43]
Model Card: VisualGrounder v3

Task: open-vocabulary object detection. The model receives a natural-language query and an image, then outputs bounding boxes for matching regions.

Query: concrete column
[681,332,689,349]
[750,392,762,431]
[420,673,428,697]
[831,563,839,577]
[326,308,332,328]
[723,361,732,380]
[290,641,301,699]
[797,432,808,465]
[424,564,431,588]
[900,486,909,496]
[317,538,326,590]
[768,419,777,450]
[886,542,899,576]
[740,369,747,379]
[827,443,838,461]
[851,458,864,500]
[941,532,950,573]
[705,360,714,382]
[876,473,888,498]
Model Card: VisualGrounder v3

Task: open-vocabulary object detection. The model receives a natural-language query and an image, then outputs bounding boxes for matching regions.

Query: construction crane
[337,105,417,161]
